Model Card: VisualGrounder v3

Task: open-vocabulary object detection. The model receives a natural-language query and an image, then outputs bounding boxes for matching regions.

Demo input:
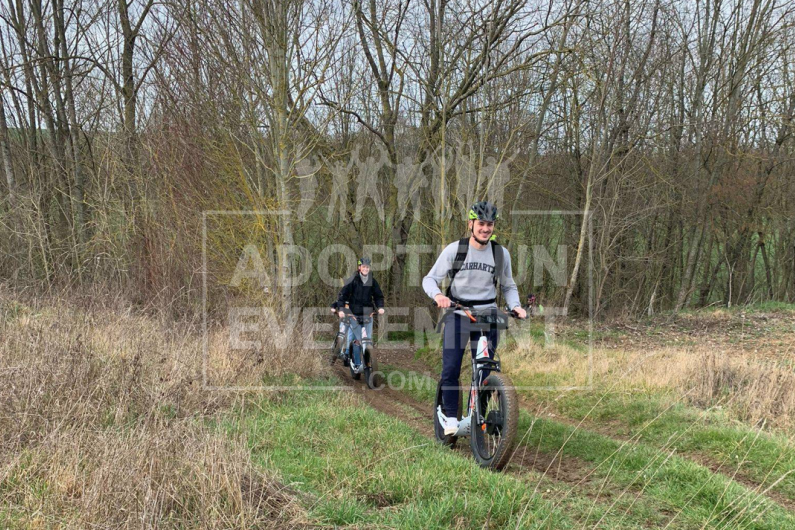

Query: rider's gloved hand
[434,294,452,308]
[378,308,385,315]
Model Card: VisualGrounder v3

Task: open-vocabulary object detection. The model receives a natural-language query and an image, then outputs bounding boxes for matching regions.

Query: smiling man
[422,201,526,435]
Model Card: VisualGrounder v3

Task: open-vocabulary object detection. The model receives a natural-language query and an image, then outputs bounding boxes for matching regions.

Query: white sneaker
[437,406,459,436]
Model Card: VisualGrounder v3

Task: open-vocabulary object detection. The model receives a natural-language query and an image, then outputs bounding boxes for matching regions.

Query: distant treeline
[0,0,793,316]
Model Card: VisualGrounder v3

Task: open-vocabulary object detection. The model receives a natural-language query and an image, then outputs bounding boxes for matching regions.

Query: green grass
[223,380,576,529]
[515,370,573,388]
[0,450,57,527]
[225,377,707,528]
[677,301,795,316]
[516,412,795,529]
[0,508,25,528]
[502,309,795,507]
[414,343,443,372]
[743,301,795,313]
[383,364,437,403]
[386,330,418,341]
[380,367,795,528]
[533,389,795,503]
[509,321,591,352]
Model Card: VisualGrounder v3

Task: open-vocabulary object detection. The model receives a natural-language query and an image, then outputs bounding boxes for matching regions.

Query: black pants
[440,312,499,418]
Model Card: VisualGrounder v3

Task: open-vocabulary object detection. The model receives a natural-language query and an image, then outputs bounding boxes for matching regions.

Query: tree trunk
[117,0,147,183]
[29,0,74,257]
[698,248,724,308]
[564,166,592,314]
[508,19,572,247]
[0,95,15,198]
[55,0,87,245]
[759,232,773,300]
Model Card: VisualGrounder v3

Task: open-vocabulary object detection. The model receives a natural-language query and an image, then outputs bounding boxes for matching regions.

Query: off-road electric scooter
[433,303,521,470]
[332,310,383,390]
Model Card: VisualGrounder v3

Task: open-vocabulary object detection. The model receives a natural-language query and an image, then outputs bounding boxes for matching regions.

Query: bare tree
[0,89,15,199]
[675,0,779,309]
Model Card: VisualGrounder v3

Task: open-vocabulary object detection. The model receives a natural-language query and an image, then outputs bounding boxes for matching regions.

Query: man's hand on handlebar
[433,298,477,322]
[434,294,452,308]
[511,306,527,319]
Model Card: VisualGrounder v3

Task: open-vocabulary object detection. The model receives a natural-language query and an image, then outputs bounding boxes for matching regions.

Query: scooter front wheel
[470,372,517,470]
[364,349,383,389]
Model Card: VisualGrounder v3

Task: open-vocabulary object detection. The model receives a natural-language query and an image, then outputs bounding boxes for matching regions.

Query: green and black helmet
[468,201,498,222]
[358,257,372,266]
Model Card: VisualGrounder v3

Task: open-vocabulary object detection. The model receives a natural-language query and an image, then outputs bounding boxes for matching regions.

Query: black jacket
[337,273,385,316]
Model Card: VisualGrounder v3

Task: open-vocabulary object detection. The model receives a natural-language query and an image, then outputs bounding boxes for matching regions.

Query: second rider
[337,257,385,371]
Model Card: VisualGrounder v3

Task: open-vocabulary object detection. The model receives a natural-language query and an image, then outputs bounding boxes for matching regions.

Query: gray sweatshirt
[422,240,521,311]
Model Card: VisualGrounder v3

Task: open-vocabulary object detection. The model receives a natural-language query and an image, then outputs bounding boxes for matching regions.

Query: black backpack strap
[492,240,504,308]
[445,238,470,297]
[491,240,503,288]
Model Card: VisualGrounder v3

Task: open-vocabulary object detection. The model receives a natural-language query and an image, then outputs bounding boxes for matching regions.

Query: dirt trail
[332,364,432,435]
[331,364,600,491]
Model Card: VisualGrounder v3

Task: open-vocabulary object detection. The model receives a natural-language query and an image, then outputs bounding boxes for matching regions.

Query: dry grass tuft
[0,285,312,528]
[503,339,595,387]
[3,425,305,528]
[690,352,795,429]
[509,329,795,430]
